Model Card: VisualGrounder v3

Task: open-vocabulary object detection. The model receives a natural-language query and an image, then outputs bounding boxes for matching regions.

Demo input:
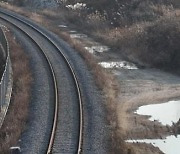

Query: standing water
[127,100,180,154]
[135,100,180,126]
[127,135,180,154]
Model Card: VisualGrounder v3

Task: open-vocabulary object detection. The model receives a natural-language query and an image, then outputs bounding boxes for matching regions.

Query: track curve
[0,9,83,154]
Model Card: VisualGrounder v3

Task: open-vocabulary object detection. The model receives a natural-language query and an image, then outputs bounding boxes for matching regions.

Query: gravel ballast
[0,9,111,154]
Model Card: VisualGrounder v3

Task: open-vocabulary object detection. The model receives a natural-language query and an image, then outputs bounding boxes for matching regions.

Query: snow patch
[85,46,109,54]
[70,33,87,39]
[58,25,67,28]
[99,61,138,69]
[66,3,86,10]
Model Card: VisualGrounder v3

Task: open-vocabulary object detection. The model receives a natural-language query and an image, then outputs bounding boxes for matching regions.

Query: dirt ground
[115,67,180,154]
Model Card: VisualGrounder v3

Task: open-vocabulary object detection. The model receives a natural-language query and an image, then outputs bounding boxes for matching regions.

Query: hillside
[60,0,180,71]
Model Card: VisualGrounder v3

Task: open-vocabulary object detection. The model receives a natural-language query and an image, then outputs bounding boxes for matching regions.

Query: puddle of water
[135,100,180,126]
[98,61,138,69]
[126,135,180,154]
[58,25,67,28]
[70,33,87,39]
[128,100,180,153]
[85,46,109,54]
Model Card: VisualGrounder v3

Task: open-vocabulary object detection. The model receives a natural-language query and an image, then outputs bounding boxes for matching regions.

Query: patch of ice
[135,100,180,126]
[126,135,180,154]
[98,61,138,69]
[85,46,109,54]
[58,25,67,28]
[70,33,87,39]
[66,3,86,10]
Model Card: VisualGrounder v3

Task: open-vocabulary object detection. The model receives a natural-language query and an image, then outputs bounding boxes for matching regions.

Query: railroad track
[0,9,83,154]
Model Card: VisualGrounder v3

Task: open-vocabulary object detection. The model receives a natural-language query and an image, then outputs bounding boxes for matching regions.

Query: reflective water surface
[135,100,180,126]
[129,101,180,154]
[127,135,180,154]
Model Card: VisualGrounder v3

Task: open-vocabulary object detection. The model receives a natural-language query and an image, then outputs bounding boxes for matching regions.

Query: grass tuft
[0,31,32,153]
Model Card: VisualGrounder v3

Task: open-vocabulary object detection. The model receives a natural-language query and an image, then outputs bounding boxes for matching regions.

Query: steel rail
[0,13,59,153]
[0,9,83,154]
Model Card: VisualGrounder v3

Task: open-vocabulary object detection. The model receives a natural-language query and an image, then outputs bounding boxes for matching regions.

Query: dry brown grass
[1,2,180,153]
[0,31,32,153]
[35,3,180,154]
[0,54,5,77]
[0,4,135,153]
[0,2,25,14]
[2,3,123,150]
[53,1,180,72]
[115,68,180,153]
[92,15,180,70]
[0,4,127,151]
[54,31,126,153]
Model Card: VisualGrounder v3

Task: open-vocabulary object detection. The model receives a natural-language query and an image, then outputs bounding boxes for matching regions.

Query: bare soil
[115,67,180,154]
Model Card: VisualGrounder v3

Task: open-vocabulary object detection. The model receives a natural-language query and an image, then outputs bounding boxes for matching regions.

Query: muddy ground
[115,67,180,154]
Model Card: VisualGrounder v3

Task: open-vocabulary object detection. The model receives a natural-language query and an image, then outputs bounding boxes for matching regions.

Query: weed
[0,31,32,153]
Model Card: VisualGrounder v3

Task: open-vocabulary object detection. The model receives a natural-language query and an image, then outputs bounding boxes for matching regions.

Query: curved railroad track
[0,9,83,154]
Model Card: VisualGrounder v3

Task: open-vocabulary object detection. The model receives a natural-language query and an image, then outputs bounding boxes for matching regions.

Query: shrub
[140,17,180,69]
